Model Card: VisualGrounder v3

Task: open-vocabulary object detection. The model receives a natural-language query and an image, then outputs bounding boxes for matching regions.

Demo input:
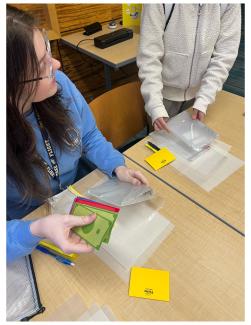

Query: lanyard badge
[34,108,65,191]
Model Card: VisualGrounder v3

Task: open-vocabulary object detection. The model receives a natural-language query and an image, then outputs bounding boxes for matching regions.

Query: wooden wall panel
[8,3,139,102]
[56,4,122,35]
[8,3,48,28]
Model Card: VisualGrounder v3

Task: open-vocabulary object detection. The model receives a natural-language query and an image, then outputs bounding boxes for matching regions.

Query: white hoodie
[137,4,241,123]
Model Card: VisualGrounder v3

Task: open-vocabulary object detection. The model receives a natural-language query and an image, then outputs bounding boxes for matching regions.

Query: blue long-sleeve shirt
[7,70,125,263]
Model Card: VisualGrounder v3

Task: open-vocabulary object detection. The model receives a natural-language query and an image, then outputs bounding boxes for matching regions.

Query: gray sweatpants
[163,98,195,118]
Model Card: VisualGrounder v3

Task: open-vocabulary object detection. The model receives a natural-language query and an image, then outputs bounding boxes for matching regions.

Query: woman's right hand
[30,213,96,254]
[153,117,169,131]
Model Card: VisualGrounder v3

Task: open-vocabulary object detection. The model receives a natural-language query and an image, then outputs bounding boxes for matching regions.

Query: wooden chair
[89,81,147,149]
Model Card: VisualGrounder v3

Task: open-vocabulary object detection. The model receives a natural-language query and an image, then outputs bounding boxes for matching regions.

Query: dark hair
[7,5,76,203]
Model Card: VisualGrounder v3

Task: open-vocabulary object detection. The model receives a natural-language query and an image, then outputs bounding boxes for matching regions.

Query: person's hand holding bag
[114,166,149,186]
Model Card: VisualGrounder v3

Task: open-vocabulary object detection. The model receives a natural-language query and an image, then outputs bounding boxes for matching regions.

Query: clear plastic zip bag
[149,130,200,161]
[95,195,174,282]
[167,110,218,153]
[86,177,154,207]
[43,294,116,321]
[171,140,244,192]
[46,184,174,283]
[78,304,116,321]
[47,188,77,215]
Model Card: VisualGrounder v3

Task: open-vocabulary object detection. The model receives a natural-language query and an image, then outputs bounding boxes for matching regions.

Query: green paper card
[72,204,112,250]
[78,204,118,243]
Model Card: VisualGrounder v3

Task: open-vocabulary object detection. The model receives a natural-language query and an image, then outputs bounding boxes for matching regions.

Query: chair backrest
[89,81,147,148]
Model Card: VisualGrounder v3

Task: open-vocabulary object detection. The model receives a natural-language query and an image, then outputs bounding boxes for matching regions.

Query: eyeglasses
[23,29,54,83]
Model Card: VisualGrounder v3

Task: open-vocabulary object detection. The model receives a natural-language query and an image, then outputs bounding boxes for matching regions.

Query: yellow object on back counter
[122,4,142,27]
[145,147,176,171]
[129,266,170,302]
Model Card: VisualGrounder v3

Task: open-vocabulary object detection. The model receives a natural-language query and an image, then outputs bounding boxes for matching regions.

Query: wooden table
[25,158,244,321]
[124,91,245,234]
[61,22,139,89]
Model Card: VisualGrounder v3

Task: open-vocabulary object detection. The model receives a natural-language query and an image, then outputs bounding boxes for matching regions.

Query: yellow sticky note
[145,148,176,170]
[129,267,170,302]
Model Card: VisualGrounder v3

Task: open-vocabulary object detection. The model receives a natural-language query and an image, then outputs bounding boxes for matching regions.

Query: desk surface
[61,24,139,68]
[125,91,245,233]
[26,158,244,321]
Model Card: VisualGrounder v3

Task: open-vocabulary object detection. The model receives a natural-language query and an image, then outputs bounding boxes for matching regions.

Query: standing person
[137,4,241,131]
[7,6,148,263]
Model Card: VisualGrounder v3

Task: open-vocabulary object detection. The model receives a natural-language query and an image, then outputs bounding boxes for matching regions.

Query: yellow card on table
[129,267,170,302]
[145,148,176,171]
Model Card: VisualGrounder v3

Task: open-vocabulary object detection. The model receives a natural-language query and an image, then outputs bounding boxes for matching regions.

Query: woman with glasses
[7,6,148,263]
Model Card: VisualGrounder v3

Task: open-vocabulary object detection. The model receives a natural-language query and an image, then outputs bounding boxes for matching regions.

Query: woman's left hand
[114,166,149,186]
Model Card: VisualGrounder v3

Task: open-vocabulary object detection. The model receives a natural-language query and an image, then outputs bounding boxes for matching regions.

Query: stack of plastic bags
[48,179,174,282]
[149,111,244,191]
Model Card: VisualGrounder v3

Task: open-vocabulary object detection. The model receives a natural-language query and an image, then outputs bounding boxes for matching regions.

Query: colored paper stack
[71,197,120,250]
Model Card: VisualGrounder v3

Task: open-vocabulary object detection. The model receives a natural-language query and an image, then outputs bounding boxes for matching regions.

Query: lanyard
[34,108,65,191]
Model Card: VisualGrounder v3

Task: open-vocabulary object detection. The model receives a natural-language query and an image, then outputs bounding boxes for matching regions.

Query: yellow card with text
[129,267,170,302]
[145,148,176,171]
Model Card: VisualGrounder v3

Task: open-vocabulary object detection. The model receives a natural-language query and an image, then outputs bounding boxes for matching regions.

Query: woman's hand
[114,166,149,186]
[153,117,169,131]
[192,109,205,121]
[30,213,96,254]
